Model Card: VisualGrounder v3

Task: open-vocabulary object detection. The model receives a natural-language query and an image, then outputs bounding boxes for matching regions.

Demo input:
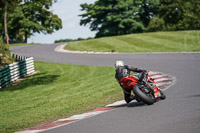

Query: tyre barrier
[0,56,35,89]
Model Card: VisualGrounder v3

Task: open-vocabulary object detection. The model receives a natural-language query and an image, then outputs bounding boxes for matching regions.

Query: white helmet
[115,60,125,68]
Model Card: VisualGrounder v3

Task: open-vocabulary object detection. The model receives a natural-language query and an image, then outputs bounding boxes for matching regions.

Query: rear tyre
[133,85,155,105]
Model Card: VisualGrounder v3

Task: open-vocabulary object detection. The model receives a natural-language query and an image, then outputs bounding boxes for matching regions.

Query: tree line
[1,0,199,44]
[79,0,200,38]
[0,0,62,44]
[54,37,93,43]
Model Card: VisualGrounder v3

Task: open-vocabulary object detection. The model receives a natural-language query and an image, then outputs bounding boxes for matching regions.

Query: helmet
[115,60,125,68]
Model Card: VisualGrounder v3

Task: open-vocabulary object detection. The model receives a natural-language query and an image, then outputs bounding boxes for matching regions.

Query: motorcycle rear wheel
[133,85,155,105]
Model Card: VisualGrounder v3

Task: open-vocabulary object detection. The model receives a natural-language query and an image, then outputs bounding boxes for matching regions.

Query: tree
[0,8,3,40]
[80,0,144,38]
[0,0,21,44]
[159,0,200,30]
[3,1,9,44]
[8,1,62,43]
[146,17,165,32]
[138,0,160,27]
[178,0,200,30]
[0,0,62,43]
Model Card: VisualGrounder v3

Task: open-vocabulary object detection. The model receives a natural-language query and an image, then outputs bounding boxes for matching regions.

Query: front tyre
[133,85,155,105]
[160,90,166,100]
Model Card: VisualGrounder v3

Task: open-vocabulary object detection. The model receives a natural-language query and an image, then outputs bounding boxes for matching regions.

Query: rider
[115,60,149,103]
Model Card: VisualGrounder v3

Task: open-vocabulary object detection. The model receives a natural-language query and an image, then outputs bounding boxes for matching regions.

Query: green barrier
[0,75,11,82]
[0,71,27,84]
[0,69,27,79]
[0,64,27,78]
[0,66,9,72]
[0,67,9,74]
[0,69,10,76]
[0,69,10,78]
[0,56,34,89]
[1,79,11,88]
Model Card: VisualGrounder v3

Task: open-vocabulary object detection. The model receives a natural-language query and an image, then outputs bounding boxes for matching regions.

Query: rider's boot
[125,95,135,103]
[130,95,135,100]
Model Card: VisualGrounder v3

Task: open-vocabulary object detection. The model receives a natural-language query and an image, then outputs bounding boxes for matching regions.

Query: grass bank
[0,61,122,133]
[65,30,200,53]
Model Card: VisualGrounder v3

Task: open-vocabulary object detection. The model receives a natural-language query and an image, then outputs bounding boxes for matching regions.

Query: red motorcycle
[120,74,166,105]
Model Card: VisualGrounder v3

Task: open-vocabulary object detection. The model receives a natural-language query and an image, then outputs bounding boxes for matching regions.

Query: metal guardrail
[0,56,35,89]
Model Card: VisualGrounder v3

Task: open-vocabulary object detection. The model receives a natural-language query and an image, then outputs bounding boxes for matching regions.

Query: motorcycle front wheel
[133,85,155,105]
[160,90,166,100]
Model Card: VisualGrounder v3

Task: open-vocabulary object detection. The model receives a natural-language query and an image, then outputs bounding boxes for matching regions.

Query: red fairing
[120,76,138,89]
[148,75,161,98]
[120,75,162,99]
[147,76,151,81]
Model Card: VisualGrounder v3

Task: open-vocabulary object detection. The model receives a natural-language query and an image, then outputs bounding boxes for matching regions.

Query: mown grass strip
[9,43,40,47]
[0,62,122,133]
[65,30,200,53]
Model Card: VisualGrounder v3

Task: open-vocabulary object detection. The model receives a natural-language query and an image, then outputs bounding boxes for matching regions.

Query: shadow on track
[108,101,146,110]
[127,101,146,107]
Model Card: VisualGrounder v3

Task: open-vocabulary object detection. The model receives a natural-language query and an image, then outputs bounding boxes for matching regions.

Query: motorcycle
[120,74,166,105]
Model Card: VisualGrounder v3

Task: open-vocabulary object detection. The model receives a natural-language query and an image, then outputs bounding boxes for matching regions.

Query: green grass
[9,43,40,47]
[0,62,122,133]
[65,30,200,53]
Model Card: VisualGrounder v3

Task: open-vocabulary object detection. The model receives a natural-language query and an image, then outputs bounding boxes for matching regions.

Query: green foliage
[138,0,160,27]
[80,0,200,37]
[159,0,200,31]
[146,17,165,32]
[0,37,14,67]
[0,0,62,43]
[54,37,93,43]
[80,0,145,38]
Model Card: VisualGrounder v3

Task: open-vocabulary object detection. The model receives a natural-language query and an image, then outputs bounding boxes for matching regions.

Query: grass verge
[65,30,200,53]
[0,61,122,133]
[9,43,40,47]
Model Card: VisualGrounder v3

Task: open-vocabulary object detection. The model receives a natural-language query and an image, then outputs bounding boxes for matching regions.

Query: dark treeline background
[54,37,93,43]
[79,0,200,38]
[1,0,199,43]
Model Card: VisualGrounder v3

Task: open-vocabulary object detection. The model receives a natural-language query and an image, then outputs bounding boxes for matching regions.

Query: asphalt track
[10,44,200,133]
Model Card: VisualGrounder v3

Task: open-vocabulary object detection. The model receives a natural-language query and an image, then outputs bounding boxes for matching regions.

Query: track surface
[11,44,200,133]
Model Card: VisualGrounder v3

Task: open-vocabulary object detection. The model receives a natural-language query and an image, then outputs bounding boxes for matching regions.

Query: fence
[0,56,35,89]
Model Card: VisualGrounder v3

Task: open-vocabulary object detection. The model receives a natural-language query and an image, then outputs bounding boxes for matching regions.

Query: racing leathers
[115,65,148,103]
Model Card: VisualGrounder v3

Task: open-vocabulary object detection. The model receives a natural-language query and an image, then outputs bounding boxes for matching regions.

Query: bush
[0,37,14,68]
[146,17,165,32]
